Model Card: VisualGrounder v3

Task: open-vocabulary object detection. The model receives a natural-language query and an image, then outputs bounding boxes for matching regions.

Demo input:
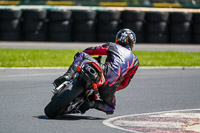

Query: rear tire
[44,80,84,119]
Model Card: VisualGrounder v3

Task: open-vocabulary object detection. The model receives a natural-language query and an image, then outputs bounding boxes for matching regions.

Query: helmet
[115,28,136,50]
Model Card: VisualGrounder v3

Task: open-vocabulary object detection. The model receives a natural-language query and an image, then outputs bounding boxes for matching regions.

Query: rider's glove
[53,76,67,87]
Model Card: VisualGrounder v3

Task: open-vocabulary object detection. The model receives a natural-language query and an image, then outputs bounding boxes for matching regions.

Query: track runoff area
[103,109,200,132]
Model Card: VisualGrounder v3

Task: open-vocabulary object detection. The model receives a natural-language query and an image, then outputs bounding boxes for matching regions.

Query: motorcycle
[44,57,105,119]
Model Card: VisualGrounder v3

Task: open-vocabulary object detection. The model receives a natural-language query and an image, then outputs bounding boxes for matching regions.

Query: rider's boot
[94,100,115,115]
[53,65,75,87]
[53,52,84,87]
[62,65,75,81]
[80,100,115,115]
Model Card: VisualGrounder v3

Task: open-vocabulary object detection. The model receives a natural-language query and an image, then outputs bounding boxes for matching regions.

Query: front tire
[44,80,84,119]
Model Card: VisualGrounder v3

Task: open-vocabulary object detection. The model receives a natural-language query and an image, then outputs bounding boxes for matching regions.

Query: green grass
[0,49,200,67]
[0,49,80,67]
[134,51,200,66]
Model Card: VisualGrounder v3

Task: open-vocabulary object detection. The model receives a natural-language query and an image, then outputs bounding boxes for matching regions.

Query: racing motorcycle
[44,57,105,119]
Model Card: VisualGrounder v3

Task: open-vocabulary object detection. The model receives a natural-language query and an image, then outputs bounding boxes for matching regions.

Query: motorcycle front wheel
[44,80,84,119]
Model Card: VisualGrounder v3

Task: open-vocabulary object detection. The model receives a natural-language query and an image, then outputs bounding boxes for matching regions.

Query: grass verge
[0,49,200,67]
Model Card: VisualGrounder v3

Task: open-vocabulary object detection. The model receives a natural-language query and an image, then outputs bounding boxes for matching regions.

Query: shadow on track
[35,115,105,121]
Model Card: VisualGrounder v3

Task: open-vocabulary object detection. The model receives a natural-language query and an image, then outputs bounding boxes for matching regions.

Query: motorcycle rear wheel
[44,80,84,119]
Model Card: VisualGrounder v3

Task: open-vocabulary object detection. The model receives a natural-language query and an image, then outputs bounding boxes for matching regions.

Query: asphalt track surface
[0,68,200,133]
[0,41,200,52]
[0,42,200,133]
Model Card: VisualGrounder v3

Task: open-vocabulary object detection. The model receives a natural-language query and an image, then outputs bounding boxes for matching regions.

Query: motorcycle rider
[54,28,139,114]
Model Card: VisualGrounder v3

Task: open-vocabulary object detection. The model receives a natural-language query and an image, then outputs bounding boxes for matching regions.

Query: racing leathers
[81,42,139,114]
[54,42,139,114]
